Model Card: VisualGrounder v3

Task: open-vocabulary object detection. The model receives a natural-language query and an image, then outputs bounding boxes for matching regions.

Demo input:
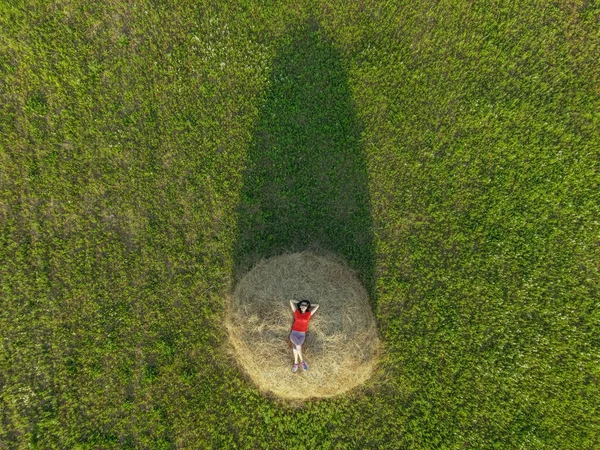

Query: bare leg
[292,347,300,363]
[296,345,304,362]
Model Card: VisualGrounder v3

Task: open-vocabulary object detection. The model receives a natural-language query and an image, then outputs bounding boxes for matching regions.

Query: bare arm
[290,300,298,313]
[310,304,319,315]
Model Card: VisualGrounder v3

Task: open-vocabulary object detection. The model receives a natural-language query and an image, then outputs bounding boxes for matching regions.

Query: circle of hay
[226,251,380,400]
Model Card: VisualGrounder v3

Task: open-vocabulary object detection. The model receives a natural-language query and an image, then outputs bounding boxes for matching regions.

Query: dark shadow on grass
[233,19,376,302]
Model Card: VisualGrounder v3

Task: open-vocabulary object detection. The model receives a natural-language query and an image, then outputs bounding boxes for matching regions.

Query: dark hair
[297,300,311,314]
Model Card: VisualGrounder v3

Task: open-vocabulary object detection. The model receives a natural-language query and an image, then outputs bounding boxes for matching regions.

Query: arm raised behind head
[310,304,319,315]
[290,300,298,313]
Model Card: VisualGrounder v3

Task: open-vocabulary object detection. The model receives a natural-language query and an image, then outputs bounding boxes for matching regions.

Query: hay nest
[226,251,380,400]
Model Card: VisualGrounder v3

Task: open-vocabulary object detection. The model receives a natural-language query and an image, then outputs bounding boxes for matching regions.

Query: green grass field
[1,1,599,448]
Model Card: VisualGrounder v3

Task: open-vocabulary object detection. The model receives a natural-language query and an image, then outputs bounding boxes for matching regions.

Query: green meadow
[1,1,599,448]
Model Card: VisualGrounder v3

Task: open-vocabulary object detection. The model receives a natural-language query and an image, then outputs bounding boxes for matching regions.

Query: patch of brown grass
[226,251,380,400]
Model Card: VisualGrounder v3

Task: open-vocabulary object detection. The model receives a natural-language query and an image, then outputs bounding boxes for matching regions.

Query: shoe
[292,363,298,373]
[301,361,308,371]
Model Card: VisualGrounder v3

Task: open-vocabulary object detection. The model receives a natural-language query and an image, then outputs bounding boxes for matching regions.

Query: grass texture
[1,0,599,448]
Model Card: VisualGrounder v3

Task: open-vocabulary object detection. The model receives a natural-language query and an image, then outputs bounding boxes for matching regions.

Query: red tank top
[292,309,312,332]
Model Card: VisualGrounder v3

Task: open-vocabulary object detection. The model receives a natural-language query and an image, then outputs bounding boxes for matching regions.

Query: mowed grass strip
[1,1,598,448]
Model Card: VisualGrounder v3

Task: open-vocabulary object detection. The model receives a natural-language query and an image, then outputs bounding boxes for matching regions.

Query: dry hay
[226,251,380,400]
